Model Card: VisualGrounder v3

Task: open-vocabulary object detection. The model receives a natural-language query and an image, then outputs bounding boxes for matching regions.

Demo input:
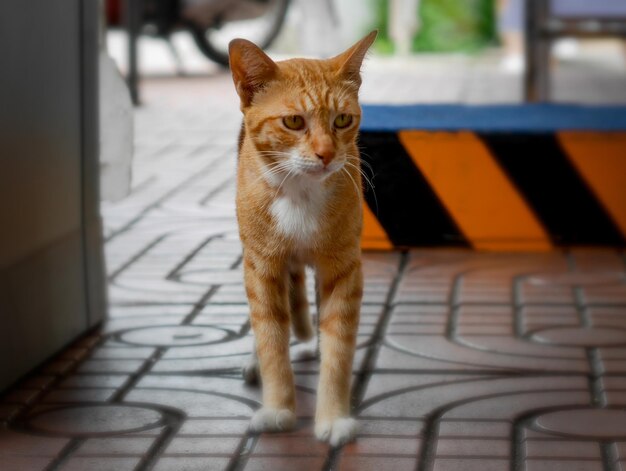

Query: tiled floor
[2,57,626,471]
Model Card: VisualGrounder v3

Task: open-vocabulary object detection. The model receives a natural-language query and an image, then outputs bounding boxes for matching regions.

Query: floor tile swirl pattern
[1,79,626,470]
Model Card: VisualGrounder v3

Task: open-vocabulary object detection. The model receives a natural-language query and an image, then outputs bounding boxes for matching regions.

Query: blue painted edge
[361,104,626,132]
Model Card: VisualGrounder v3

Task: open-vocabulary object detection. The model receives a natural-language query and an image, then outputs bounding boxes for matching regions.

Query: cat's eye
[334,114,353,129]
[283,115,305,130]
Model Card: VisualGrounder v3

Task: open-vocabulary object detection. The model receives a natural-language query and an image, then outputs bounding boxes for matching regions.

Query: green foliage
[368,0,497,54]
[369,0,395,54]
[413,0,497,52]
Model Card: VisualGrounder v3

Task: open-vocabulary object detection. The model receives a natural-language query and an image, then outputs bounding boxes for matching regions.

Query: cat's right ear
[229,39,278,108]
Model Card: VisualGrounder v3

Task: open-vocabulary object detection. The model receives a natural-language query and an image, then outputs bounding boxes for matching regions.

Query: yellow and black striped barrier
[359,106,626,251]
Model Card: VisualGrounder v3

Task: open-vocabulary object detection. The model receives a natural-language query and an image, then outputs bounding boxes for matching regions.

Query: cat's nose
[313,135,335,166]
[315,151,335,166]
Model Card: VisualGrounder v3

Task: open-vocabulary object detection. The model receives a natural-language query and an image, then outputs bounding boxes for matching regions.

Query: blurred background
[99,0,626,202]
[106,0,626,104]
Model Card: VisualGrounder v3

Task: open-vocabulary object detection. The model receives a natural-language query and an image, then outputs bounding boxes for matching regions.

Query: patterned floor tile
[2,73,625,470]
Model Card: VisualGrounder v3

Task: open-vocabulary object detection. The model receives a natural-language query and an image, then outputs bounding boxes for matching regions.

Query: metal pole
[525,0,551,102]
[524,0,538,101]
[125,0,141,105]
[536,0,551,101]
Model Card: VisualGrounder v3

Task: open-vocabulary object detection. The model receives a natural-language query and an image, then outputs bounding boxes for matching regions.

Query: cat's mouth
[295,160,343,180]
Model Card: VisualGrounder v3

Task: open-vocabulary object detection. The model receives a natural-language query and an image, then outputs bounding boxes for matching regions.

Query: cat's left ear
[229,39,278,108]
[332,30,378,87]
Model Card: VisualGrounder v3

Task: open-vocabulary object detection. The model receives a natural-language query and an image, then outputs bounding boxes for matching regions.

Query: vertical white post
[389,0,420,55]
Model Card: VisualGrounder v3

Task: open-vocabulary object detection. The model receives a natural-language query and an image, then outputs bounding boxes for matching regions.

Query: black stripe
[359,132,467,247]
[479,133,624,246]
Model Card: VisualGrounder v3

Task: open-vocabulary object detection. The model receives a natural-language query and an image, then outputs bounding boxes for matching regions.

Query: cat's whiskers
[255,151,294,165]
[343,158,379,215]
[343,159,375,191]
[261,160,289,170]
[351,150,376,175]
[256,150,293,158]
[254,160,291,186]
[274,166,296,198]
[340,167,361,201]
[346,154,376,188]
[260,167,287,184]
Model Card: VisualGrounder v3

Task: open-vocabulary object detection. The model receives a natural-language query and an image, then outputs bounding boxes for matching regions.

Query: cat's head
[228,31,376,184]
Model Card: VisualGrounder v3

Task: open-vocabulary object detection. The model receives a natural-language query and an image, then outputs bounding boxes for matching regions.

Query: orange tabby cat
[229,31,376,446]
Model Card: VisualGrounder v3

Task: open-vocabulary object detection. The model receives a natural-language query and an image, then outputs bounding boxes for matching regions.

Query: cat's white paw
[250,408,296,432]
[242,359,259,385]
[315,417,358,447]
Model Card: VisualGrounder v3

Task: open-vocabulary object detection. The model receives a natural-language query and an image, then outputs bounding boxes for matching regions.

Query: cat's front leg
[244,254,297,432]
[314,256,363,446]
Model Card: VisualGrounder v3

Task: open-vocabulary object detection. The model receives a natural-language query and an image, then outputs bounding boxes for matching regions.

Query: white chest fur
[270,181,326,244]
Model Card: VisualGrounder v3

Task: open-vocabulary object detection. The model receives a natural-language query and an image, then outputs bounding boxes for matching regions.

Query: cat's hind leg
[243,262,314,384]
[289,262,313,341]
[290,262,319,365]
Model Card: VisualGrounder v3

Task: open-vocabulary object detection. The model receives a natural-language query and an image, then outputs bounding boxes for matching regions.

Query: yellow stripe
[558,132,626,238]
[398,131,552,251]
[361,202,393,250]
